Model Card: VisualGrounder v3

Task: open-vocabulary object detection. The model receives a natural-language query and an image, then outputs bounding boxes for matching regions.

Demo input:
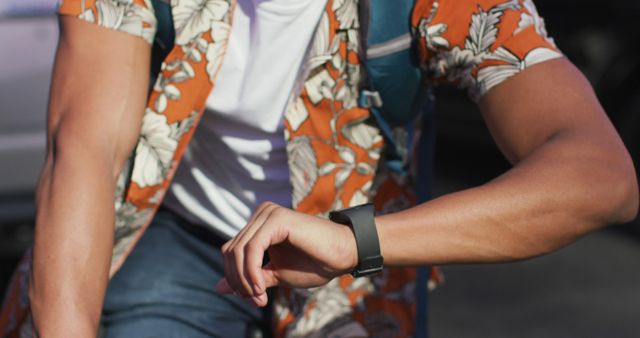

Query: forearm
[376,131,638,266]
[30,150,116,337]
[25,17,151,336]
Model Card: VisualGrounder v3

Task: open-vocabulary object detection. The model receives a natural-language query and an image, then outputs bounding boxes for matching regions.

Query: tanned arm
[29,17,150,337]
[376,57,639,265]
[215,58,638,307]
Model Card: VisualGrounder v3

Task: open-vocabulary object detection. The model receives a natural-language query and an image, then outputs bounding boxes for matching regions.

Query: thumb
[215,278,234,294]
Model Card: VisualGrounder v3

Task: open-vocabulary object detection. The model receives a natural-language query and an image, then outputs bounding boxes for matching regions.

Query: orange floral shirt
[1,1,560,337]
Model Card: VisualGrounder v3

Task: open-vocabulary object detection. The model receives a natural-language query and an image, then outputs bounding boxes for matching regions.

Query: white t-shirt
[163,0,327,239]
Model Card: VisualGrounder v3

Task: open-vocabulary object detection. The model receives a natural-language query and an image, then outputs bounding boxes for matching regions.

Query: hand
[215,202,358,307]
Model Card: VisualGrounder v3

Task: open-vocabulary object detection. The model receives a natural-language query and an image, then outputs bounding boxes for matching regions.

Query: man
[1,0,637,337]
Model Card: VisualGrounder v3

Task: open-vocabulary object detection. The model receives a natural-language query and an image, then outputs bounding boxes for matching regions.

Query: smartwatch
[329,203,384,277]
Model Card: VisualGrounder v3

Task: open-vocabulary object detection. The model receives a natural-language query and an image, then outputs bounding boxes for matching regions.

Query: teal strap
[150,0,175,77]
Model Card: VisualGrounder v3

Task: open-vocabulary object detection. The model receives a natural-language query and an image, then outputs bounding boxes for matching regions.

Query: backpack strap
[358,0,371,89]
[149,0,175,82]
[358,0,430,176]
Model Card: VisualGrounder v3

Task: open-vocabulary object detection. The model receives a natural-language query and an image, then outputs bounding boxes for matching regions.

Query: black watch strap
[329,203,384,277]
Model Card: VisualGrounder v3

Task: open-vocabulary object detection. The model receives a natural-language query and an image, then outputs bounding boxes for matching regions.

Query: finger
[222,249,242,295]
[217,269,278,295]
[245,219,289,293]
[227,246,255,297]
[223,243,252,296]
[232,205,280,296]
[250,293,269,307]
[222,204,278,296]
[215,278,233,294]
[216,278,268,307]
[232,203,278,255]
[215,278,269,307]
[238,206,282,294]
[244,241,266,295]
[245,265,278,307]
[224,202,275,253]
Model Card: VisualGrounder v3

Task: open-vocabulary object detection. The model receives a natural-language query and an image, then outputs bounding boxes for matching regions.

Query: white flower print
[349,189,368,207]
[152,59,197,111]
[417,1,448,51]
[202,20,231,83]
[476,46,562,97]
[331,50,344,72]
[341,117,383,150]
[334,82,355,109]
[131,109,178,188]
[168,59,197,82]
[335,147,356,188]
[515,0,555,46]
[119,0,157,44]
[94,0,126,28]
[306,14,334,71]
[355,162,374,175]
[114,156,133,210]
[305,69,336,105]
[420,21,449,51]
[79,8,96,22]
[429,46,482,88]
[181,37,209,63]
[78,0,156,44]
[334,63,360,110]
[287,137,318,208]
[112,205,155,261]
[172,0,230,45]
[318,161,337,176]
[424,0,525,97]
[285,98,309,132]
[153,74,181,113]
[332,0,358,30]
[349,179,373,208]
[286,279,356,338]
[114,202,153,241]
[465,0,519,55]
[169,110,199,140]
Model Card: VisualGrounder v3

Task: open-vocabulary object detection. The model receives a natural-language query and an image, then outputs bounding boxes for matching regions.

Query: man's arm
[29,17,150,336]
[215,57,638,307]
[376,57,638,265]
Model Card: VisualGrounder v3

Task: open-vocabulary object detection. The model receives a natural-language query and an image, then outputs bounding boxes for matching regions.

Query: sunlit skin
[30,15,638,337]
[215,57,639,307]
[30,18,150,337]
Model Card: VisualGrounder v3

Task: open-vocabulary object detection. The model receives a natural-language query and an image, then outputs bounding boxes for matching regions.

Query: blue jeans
[101,209,270,338]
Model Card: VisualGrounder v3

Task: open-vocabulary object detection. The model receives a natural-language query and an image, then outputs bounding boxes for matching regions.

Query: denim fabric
[101,209,269,338]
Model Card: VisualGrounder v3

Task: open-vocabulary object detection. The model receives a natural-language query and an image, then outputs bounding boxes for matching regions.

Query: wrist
[30,283,102,338]
[33,312,98,338]
[338,223,359,273]
[329,203,384,277]
[373,215,389,263]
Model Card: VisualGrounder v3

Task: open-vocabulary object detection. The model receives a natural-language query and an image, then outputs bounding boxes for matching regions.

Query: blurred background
[0,1,638,337]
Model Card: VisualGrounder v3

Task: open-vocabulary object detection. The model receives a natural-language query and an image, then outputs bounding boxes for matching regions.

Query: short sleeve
[413,0,562,101]
[58,0,157,44]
